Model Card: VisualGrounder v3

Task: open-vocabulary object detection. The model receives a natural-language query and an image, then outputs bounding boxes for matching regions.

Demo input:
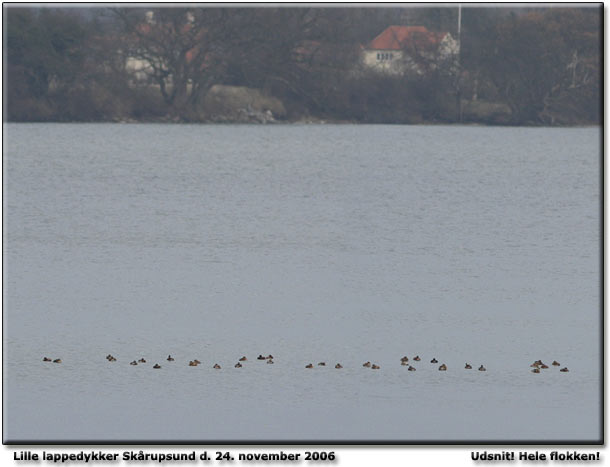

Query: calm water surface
[3,124,601,442]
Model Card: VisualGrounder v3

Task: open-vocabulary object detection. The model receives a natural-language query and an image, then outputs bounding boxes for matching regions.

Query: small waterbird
[153,364,161,369]
[465,363,472,369]
[478,365,486,371]
[305,363,313,368]
[335,363,343,369]
[438,364,447,371]
[167,355,174,361]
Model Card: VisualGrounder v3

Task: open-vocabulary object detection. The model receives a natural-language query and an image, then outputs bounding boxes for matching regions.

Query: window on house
[377,52,394,61]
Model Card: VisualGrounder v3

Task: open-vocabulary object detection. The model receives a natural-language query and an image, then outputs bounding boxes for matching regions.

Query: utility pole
[456,4,463,122]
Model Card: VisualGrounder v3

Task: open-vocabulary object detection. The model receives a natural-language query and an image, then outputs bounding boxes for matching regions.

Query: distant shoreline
[2,119,601,128]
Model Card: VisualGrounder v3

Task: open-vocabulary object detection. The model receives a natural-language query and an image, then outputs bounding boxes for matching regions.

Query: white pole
[457,4,462,122]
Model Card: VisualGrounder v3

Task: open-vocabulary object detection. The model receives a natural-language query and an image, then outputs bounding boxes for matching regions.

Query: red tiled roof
[368,25,447,51]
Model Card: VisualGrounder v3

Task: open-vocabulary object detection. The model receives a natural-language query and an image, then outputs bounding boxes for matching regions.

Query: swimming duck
[53,358,62,363]
[266,359,274,364]
[478,365,486,371]
[400,356,409,363]
[257,355,266,360]
[188,361,198,366]
[335,363,343,369]
[130,360,138,366]
[213,364,221,369]
[465,363,472,369]
[193,359,201,364]
[531,368,540,373]
[153,364,161,369]
[235,362,242,368]
[363,361,371,368]
[371,364,380,370]
[401,361,409,366]
[431,358,438,363]
[560,367,569,372]
[318,362,326,366]
[267,354,274,359]
[540,363,549,369]
[305,363,313,368]
[552,360,560,366]
[106,354,113,360]
[438,364,447,371]
[408,366,416,371]
[138,358,146,363]
[167,355,175,361]
[43,357,52,362]
[413,356,421,361]
[239,356,247,361]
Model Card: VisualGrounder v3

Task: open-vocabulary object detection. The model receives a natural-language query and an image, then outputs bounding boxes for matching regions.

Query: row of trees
[463,8,600,124]
[4,6,601,125]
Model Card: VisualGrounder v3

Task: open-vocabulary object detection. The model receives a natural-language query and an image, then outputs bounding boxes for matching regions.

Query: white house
[362,25,459,76]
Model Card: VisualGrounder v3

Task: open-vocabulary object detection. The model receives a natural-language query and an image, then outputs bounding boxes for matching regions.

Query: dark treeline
[4,6,601,125]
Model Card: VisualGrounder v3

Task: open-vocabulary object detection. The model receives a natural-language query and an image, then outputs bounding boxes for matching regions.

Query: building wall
[361,49,406,75]
[438,34,460,59]
[361,33,460,76]
[125,57,153,83]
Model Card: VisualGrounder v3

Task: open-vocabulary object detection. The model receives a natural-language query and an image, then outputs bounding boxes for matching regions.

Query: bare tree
[113,8,251,115]
[231,8,361,113]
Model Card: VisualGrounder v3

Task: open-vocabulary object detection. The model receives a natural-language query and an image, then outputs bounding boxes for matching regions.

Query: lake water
[3,123,601,442]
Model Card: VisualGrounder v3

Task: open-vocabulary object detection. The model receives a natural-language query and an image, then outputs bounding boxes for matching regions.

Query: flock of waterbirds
[41,354,570,373]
